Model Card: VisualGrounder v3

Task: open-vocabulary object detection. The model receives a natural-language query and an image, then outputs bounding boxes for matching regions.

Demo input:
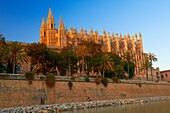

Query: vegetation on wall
[68,80,73,90]
[45,73,56,88]
[95,76,101,85]
[25,71,35,84]
[25,71,34,80]
[112,76,119,83]
[101,77,108,87]
[84,76,90,82]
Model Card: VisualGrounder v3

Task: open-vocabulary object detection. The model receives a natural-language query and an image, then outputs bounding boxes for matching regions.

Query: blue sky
[0,0,170,71]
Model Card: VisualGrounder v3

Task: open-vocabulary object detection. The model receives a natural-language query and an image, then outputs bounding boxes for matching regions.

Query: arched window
[16,63,22,73]
[161,75,164,78]
[30,64,34,71]
[51,24,53,29]
[166,74,168,77]
[2,63,7,73]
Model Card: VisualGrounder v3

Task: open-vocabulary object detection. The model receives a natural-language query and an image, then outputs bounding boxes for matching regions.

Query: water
[64,100,170,113]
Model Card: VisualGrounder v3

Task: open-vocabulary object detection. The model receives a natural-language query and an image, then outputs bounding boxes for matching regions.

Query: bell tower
[46,8,56,46]
[40,17,47,44]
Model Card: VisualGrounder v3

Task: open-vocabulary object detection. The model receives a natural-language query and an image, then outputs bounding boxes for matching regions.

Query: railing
[0,73,25,80]
[0,73,169,84]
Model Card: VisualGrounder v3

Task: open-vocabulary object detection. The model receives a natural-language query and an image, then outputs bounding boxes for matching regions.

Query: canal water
[64,100,170,113]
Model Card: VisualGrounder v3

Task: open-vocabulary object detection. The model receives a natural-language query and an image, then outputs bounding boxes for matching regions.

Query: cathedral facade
[40,8,145,76]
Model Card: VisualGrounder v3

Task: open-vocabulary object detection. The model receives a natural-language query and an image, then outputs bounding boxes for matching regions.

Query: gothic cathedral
[40,8,145,76]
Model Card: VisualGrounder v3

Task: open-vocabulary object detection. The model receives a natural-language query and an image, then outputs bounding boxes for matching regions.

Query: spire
[48,8,54,19]
[59,16,64,30]
[90,27,93,37]
[41,17,46,28]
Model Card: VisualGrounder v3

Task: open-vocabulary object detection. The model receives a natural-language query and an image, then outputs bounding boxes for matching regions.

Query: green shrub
[84,76,90,82]
[68,81,73,90]
[70,76,76,81]
[25,71,34,80]
[101,77,108,87]
[155,80,159,82]
[112,77,119,83]
[45,73,56,88]
[95,76,101,85]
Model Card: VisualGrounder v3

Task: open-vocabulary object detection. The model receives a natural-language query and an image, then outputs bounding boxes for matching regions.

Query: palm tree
[124,52,133,79]
[140,57,152,81]
[148,53,158,80]
[76,41,89,75]
[0,34,7,62]
[98,53,114,78]
[8,42,28,74]
[60,46,75,76]
[0,34,8,72]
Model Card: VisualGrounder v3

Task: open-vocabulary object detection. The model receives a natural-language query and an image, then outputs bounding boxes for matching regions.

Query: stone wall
[0,80,170,108]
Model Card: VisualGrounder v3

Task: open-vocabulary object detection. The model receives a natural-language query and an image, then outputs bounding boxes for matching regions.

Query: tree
[97,53,114,78]
[84,41,103,76]
[25,43,48,74]
[0,34,8,72]
[8,42,28,73]
[123,61,135,79]
[25,43,60,75]
[140,57,152,81]
[148,53,158,80]
[60,46,79,76]
[108,52,124,78]
[123,52,134,79]
[44,48,59,74]
[76,41,89,75]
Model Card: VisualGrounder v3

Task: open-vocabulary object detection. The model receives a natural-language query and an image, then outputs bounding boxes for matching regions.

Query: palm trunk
[151,60,153,81]
[82,56,85,75]
[12,57,16,74]
[128,62,130,79]
[102,64,104,78]
[56,66,60,76]
[151,67,153,81]
[68,57,71,76]
[146,68,148,81]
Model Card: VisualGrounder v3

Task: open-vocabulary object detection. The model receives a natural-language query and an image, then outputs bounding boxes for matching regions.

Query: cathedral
[40,8,145,76]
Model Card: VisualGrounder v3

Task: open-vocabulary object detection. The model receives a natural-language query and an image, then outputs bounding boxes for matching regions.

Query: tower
[46,8,56,46]
[40,17,47,44]
[58,16,66,47]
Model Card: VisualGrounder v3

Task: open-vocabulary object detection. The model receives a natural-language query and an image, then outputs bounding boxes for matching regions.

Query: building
[147,67,160,81]
[40,8,145,76]
[160,70,170,81]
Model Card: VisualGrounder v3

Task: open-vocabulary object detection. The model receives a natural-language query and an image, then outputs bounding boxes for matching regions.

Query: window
[16,63,22,73]
[51,24,53,29]
[161,75,164,78]
[166,74,168,77]
[30,64,34,71]
[44,32,46,36]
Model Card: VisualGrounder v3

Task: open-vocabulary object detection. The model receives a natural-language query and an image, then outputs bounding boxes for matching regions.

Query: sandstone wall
[0,80,170,108]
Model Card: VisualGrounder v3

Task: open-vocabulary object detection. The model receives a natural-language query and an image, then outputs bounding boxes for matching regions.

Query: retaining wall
[0,80,170,108]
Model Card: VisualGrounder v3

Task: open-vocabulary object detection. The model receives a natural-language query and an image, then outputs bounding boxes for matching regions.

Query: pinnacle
[59,16,64,30]
[48,8,54,19]
[41,17,46,28]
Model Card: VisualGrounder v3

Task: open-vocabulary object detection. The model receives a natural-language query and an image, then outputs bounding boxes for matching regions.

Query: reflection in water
[64,101,170,113]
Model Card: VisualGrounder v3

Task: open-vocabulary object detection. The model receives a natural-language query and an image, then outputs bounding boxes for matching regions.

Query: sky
[0,0,170,71]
